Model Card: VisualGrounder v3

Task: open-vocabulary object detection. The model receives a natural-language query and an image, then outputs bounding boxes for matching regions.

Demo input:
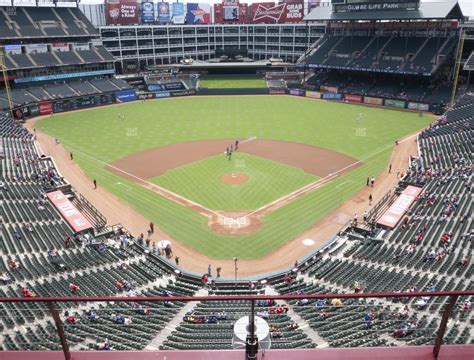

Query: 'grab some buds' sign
[251,0,304,23]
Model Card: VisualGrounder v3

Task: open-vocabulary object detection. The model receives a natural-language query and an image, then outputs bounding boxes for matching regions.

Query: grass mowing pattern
[151,152,317,211]
[199,74,266,88]
[36,96,431,259]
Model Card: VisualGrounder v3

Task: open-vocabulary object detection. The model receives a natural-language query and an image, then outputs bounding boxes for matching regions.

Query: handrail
[2,290,472,303]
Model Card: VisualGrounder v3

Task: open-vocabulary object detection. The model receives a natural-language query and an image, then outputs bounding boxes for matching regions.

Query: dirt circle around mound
[220,172,248,185]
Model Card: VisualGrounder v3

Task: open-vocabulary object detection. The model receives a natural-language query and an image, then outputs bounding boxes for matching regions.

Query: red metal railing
[1,290,472,360]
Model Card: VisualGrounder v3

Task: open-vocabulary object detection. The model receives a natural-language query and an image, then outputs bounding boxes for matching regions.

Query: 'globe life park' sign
[332,0,420,13]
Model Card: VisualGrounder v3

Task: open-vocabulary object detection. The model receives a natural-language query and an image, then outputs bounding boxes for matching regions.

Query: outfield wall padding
[197,88,269,96]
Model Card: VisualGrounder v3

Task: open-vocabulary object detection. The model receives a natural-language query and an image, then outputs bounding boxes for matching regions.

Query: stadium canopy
[304,0,465,21]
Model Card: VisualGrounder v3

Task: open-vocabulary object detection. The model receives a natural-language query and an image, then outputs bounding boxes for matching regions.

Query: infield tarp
[377,185,423,229]
[47,191,93,232]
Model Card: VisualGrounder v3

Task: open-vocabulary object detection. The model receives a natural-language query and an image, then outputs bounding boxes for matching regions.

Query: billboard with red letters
[47,191,93,232]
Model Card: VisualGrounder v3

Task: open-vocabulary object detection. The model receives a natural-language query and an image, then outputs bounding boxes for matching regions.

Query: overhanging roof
[304,0,464,21]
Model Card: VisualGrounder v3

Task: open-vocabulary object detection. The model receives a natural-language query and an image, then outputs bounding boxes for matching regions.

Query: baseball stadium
[0,0,473,359]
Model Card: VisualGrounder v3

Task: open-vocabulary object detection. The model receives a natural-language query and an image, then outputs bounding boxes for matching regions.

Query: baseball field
[35,96,431,259]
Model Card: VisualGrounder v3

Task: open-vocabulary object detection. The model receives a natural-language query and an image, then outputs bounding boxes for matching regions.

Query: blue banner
[322,92,343,100]
[14,69,115,84]
[172,2,185,24]
[115,89,137,102]
[148,84,162,91]
[141,0,155,23]
[158,2,170,24]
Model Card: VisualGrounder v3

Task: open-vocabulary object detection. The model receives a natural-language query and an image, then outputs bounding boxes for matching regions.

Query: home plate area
[222,216,249,228]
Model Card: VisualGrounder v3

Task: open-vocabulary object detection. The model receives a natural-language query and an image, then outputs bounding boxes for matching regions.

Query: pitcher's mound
[220,172,248,185]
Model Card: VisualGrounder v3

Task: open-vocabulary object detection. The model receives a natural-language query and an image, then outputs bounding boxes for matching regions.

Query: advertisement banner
[171,89,196,97]
[305,91,321,99]
[37,0,54,6]
[141,0,155,23]
[186,3,211,24]
[154,91,171,98]
[0,0,12,6]
[52,42,69,51]
[13,0,36,6]
[289,89,304,96]
[29,103,39,117]
[39,101,53,115]
[105,0,139,25]
[223,5,239,21]
[407,102,429,111]
[384,99,406,109]
[148,84,162,92]
[115,89,137,102]
[157,2,170,24]
[26,44,48,54]
[377,185,423,229]
[322,92,343,100]
[320,85,338,93]
[14,69,115,84]
[280,0,304,23]
[47,191,93,233]
[172,2,185,24]
[138,93,156,100]
[5,44,22,55]
[364,96,383,106]
[13,106,30,120]
[344,94,363,103]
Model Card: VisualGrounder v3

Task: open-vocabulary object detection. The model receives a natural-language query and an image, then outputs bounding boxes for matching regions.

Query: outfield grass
[199,74,266,88]
[151,152,317,210]
[36,96,431,259]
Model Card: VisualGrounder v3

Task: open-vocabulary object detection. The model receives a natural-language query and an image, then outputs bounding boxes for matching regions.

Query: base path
[26,114,422,278]
[107,138,360,234]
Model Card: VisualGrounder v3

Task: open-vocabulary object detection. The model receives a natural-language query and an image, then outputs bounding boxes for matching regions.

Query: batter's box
[223,217,248,228]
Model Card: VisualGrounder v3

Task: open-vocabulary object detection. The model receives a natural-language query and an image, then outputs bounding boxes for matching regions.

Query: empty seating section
[68,81,98,96]
[90,79,120,92]
[306,35,457,74]
[0,6,97,38]
[43,84,77,99]
[8,54,35,69]
[29,52,58,67]
[95,46,116,61]
[4,8,43,38]
[75,49,102,63]
[109,78,132,90]
[54,51,81,65]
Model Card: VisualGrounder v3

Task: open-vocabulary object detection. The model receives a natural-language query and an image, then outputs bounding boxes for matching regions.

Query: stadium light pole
[233,257,238,281]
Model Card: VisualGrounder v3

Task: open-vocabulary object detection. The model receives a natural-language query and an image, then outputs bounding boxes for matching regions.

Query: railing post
[433,295,458,359]
[48,302,71,360]
[246,299,258,360]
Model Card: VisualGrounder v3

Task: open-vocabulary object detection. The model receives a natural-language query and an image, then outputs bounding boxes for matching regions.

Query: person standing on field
[93,179,97,189]
[149,222,154,234]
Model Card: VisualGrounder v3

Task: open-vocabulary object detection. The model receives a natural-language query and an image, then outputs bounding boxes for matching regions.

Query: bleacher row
[0,95,472,352]
[306,35,457,75]
[4,46,115,71]
[0,78,131,110]
[0,6,96,39]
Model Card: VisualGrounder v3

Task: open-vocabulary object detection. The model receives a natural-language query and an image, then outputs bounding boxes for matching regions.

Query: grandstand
[0,0,473,359]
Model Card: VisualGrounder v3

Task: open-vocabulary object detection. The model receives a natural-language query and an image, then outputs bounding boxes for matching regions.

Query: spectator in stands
[315,299,327,309]
[248,281,255,290]
[364,313,373,329]
[8,258,19,270]
[13,229,21,241]
[460,300,471,312]
[88,308,99,321]
[66,313,78,324]
[207,264,212,276]
[69,283,80,293]
[20,287,34,298]
[96,338,110,351]
[398,305,409,319]
[0,272,11,284]
[331,298,342,307]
